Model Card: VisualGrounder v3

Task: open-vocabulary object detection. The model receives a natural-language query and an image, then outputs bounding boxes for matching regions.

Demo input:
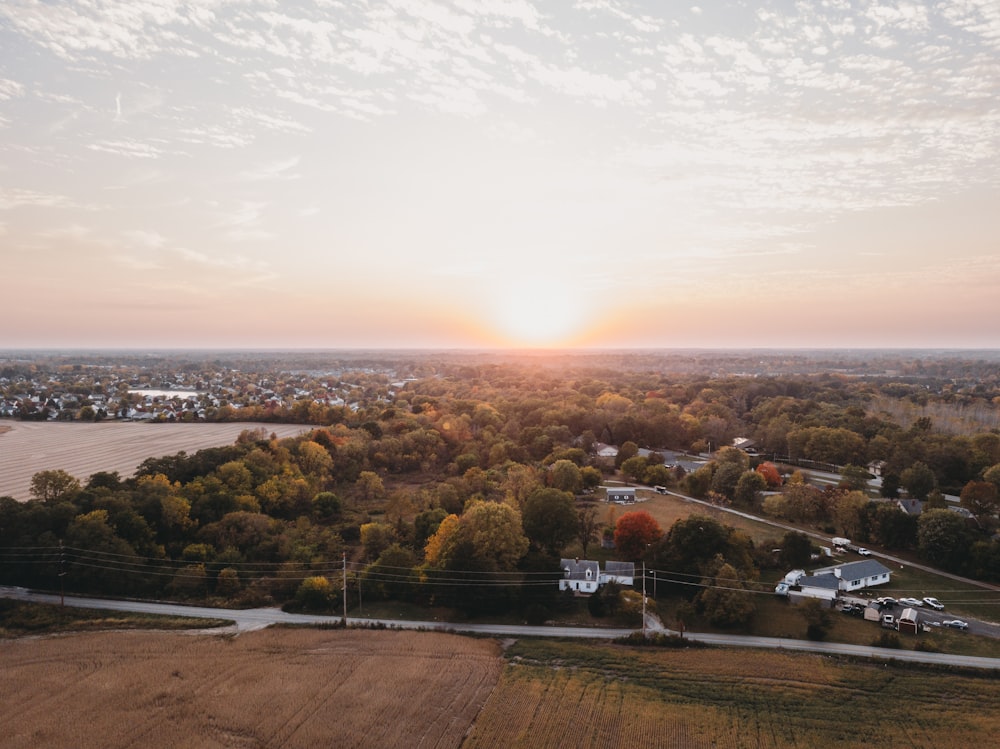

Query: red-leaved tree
[613,511,663,561]
[755,462,782,487]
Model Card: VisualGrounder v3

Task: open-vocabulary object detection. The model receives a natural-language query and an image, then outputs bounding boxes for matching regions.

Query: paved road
[4,587,999,671]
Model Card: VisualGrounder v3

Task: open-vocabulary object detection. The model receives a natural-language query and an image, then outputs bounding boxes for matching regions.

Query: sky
[1,0,999,350]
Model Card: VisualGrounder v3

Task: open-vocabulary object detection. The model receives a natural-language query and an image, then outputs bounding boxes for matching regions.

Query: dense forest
[2,351,999,624]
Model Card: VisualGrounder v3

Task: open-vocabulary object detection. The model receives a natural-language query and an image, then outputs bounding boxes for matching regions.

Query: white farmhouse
[559,558,600,593]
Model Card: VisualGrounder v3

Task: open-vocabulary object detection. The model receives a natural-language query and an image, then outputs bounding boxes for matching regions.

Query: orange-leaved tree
[613,510,662,561]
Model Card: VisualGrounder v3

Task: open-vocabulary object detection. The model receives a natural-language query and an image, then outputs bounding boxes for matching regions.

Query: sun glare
[489,278,590,347]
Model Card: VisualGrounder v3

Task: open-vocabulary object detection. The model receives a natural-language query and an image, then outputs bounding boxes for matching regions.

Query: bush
[871,632,901,649]
[294,576,336,613]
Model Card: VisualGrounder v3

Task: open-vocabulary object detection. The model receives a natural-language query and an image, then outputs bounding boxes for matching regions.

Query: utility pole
[342,552,348,627]
[642,560,647,637]
[59,540,65,607]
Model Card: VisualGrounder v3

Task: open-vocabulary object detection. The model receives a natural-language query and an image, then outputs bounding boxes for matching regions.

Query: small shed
[607,487,636,504]
[897,607,919,634]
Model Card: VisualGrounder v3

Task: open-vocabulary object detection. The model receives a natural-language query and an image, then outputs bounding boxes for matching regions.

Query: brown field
[0,628,502,749]
[465,639,1000,749]
[0,421,311,501]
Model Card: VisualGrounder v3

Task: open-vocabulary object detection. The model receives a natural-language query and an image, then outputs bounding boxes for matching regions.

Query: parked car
[922,597,944,610]
[881,614,895,629]
[943,619,969,630]
[899,597,923,607]
[857,547,872,556]
[875,596,897,607]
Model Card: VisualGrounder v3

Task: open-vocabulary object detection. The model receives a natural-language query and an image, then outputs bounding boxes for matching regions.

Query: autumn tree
[613,511,662,561]
[960,481,999,528]
[755,461,781,488]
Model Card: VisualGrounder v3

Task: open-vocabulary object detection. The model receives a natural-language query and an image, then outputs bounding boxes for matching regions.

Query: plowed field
[1,628,502,749]
[0,421,310,501]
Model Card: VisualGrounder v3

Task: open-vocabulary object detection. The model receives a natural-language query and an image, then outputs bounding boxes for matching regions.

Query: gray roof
[797,574,841,590]
[560,558,600,581]
[604,561,635,577]
[836,560,892,579]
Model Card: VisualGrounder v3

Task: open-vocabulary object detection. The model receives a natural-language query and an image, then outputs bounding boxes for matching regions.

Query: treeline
[2,360,1000,615]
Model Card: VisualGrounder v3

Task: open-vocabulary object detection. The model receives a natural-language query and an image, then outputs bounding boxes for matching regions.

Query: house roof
[835,560,892,579]
[560,558,600,581]
[897,499,923,516]
[604,561,635,577]
[797,574,840,590]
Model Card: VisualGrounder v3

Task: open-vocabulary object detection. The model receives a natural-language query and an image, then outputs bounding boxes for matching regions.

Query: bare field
[1,628,502,749]
[0,421,311,501]
[465,640,1000,749]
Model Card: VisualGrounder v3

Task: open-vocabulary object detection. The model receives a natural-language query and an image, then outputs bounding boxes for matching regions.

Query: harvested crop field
[464,639,1000,749]
[0,421,311,501]
[1,628,502,749]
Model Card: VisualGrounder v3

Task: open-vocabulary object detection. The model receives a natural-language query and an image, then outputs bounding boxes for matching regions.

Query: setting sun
[488,278,591,347]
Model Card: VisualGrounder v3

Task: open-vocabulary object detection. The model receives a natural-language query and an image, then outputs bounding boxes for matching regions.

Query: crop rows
[0,628,501,749]
[464,641,1000,748]
[0,421,309,501]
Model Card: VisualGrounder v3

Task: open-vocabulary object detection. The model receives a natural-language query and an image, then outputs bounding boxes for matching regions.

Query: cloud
[0,188,76,210]
[87,139,166,159]
[0,78,25,100]
[238,157,301,182]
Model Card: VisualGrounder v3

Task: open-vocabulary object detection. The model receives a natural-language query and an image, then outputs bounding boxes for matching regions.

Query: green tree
[778,531,814,569]
[580,466,603,492]
[355,471,385,501]
[696,561,755,629]
[521,488,579,556]
[295,576,336,612]
[548,459,583,494]
[29,469,82,504]
[365,544,419,600]
[799,599,833,640]
[577,506,600,558]
[733,470,767,508]
[839,464,871,492]
[620,455,649,484]
[615,441,639,468]
[917,509,974,572]
[901,461,936,500]
[710,462,743,501]
[359,521,396,561]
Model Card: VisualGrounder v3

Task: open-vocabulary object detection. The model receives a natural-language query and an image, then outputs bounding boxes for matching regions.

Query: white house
[606,487,636,504]
[777,560,892,603]
[600,561,635,586]
[786,572,841,605]
[818,560,893,592]
[559,558,600,593]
